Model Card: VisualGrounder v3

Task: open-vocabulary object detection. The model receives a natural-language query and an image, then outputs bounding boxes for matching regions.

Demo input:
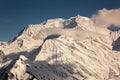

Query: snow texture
[0,15,120,80]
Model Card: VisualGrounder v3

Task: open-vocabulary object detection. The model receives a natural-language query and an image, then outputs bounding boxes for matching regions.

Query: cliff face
[0,15,120,80]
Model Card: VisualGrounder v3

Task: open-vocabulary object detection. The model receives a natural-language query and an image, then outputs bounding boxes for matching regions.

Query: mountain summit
[0,15,120,80]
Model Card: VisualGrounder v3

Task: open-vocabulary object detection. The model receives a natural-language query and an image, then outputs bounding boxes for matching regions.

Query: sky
[0,0,120,41]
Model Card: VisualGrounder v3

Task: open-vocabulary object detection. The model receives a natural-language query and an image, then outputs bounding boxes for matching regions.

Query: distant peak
[9,15,96,44]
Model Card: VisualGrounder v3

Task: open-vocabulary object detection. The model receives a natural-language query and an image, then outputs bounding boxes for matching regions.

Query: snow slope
[0,15,120,80]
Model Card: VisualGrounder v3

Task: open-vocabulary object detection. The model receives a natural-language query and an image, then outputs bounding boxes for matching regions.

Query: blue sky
[0,0,120,41]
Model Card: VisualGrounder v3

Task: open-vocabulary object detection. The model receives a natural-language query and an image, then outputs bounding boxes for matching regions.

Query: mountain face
[0,15,120,80]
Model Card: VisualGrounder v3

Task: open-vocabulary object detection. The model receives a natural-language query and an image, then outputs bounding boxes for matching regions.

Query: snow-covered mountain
[0,15,120,80]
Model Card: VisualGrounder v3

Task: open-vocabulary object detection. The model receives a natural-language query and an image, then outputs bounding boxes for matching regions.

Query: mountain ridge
[0,15,120,80]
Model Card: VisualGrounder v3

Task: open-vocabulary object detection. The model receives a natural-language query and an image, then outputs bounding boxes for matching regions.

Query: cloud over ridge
[91,8,120,28]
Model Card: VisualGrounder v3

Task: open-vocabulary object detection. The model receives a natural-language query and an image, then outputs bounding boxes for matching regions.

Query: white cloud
[91,8,120,28]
